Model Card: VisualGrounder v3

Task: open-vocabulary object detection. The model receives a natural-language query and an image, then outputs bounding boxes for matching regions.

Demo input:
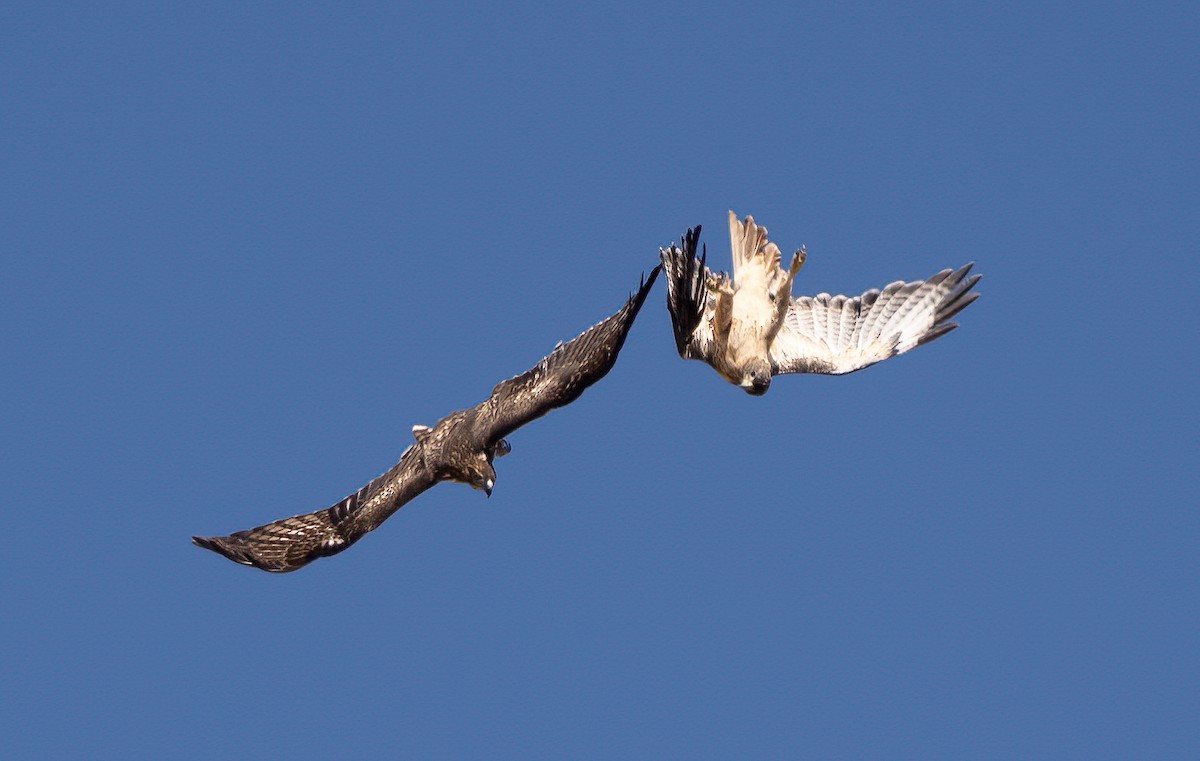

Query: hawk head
[460,439,510,497]
[460,452,497,497]
[739,359,772,396]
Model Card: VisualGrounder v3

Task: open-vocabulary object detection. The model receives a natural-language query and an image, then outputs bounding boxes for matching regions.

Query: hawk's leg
[788,246,807,277]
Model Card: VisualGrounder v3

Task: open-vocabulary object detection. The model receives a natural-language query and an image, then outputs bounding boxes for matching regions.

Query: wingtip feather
[938,290,980,323]
[629,264,661,308]
[193,534,257,568]
[935,269,982,324]
[915,321,959,347]
[661,224,709,357]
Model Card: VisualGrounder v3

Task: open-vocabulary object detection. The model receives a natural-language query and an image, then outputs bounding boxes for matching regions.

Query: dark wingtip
[916,321,959,348]
[661,224,708,357]
[681,225,702,258]
[192,533,235,557]
[192,533,267,570]
[645,263,662,287]
[628,264,661,307]
[192,535,216,551]
[935,268,982,324]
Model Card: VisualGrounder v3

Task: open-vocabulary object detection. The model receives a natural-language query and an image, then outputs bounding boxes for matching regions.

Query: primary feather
[771,263,980,375]
[193,267,661,572]
[661,212,980,390]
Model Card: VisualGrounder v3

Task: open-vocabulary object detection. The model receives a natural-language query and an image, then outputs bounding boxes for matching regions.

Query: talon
[789,247,806,276]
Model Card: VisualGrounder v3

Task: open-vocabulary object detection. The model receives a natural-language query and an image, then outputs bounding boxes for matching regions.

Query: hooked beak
[485,478,494,498]
[739,379,770,396]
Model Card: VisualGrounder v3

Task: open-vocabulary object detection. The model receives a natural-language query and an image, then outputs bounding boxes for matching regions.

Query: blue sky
[4,1,1197,758]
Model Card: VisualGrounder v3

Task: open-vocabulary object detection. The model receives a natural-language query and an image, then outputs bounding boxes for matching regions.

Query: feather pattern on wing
[660,225,731,364]
[475,265,660,444]
[191,447,436,572]
[193,267,661,572]
[770,263,980,375]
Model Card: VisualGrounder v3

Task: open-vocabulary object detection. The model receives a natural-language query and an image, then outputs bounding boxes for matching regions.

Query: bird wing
[193,267,659,573]
[770,263,980,375]
[472,266,661,445]
[660,225,732,364]
[192,445,437,573]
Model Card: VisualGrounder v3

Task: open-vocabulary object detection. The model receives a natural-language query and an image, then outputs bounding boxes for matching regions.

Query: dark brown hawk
[194,267,660,572]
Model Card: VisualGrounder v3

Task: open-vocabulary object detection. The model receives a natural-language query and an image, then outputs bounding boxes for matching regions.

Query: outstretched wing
[192,446,436,572]
[770,263,980,375]
[660,225,732,363]
[473,266,661,444]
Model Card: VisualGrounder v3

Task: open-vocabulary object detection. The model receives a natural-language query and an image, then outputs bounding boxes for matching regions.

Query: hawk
[193,267,660,572]
[660,211,980,394]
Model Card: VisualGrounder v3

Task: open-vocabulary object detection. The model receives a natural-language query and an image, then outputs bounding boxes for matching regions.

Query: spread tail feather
[728,210,782,285]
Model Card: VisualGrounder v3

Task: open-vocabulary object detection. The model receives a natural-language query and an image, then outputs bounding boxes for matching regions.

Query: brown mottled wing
[659,225,731,363]
[192,446,437,572]
[473,266,660,445]
[770,263,980,375]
